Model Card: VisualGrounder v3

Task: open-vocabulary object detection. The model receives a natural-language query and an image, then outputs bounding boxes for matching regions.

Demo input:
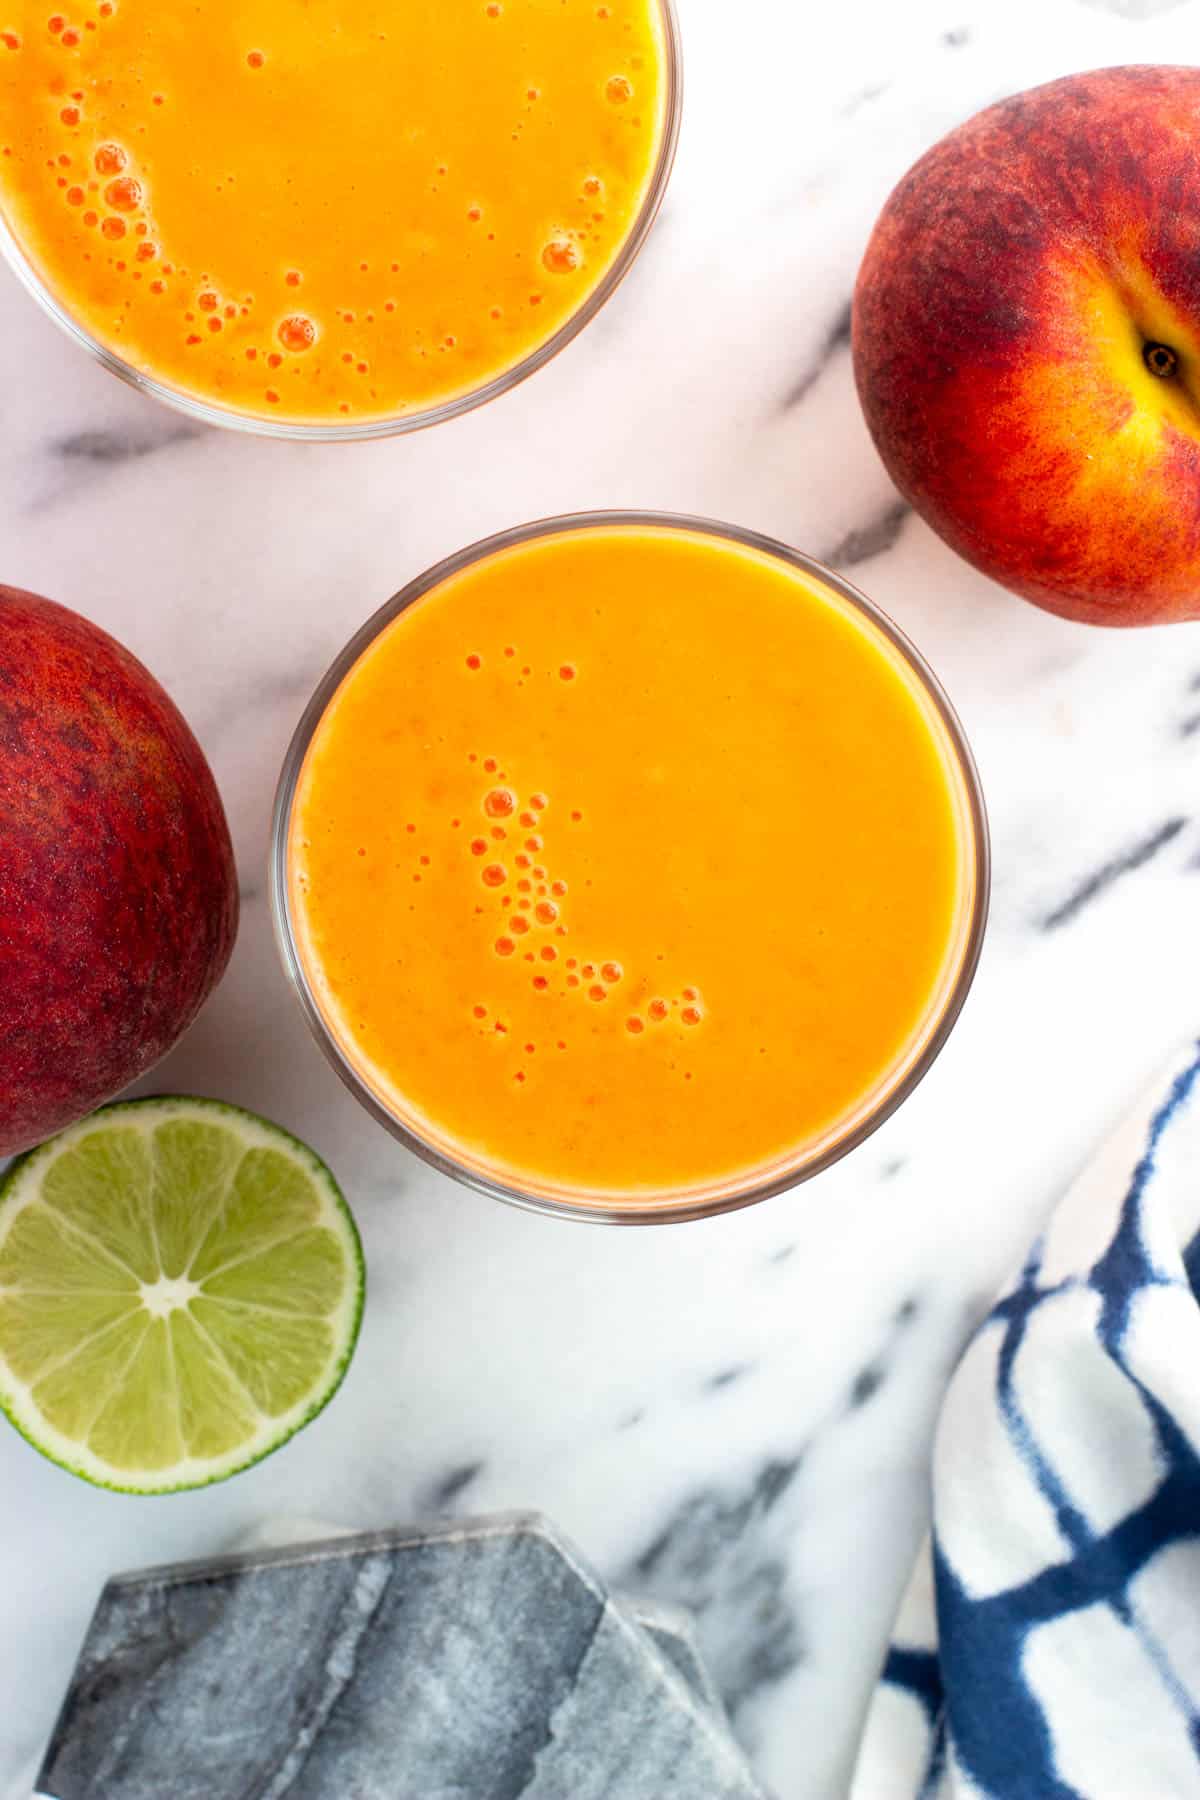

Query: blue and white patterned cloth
[852,1042,1200,1798]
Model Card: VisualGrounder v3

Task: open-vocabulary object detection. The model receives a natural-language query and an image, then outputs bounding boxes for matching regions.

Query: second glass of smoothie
[272,513,990,1223]
[0,0,680,436]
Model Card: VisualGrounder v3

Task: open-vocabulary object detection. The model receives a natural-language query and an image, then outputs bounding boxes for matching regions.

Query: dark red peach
[0,588,238,1154]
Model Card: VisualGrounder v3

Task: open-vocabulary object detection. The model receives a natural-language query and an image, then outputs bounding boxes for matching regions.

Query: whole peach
[0,588,238,1155]
[853,66,1200,626]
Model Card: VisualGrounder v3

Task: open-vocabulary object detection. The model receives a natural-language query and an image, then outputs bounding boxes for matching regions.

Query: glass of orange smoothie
[0,0,680,437]
[272,514,990,1224]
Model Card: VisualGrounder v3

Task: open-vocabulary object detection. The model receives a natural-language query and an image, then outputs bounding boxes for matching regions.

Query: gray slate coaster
[38,1513,767,1800]
[621,1594,729,1724]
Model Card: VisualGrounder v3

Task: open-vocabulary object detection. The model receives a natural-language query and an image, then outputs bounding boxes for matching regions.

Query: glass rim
[0,0,682,443]
[270,509,991,1226]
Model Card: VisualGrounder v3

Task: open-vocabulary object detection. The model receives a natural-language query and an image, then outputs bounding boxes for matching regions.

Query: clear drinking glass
[0,0,682,442]
[270,512,991,1226]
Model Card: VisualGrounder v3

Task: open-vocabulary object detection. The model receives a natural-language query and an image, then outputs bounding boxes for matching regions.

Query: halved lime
[0,1097,364,1493]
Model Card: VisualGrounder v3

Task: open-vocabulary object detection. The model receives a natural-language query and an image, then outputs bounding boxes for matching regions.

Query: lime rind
[0,1096,365,1495]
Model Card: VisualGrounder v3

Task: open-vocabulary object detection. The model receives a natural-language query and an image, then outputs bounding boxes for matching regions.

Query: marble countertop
[3,0,1200,1794]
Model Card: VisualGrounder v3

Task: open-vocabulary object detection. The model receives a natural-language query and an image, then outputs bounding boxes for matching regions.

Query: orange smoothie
[284,521,985,1215]
[0,0,672,426]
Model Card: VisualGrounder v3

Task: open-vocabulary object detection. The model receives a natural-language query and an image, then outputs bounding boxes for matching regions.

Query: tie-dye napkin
[853,1042,1200,1799]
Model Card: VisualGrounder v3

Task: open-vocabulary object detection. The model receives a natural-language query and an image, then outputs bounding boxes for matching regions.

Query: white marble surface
[3,0,1200,1794]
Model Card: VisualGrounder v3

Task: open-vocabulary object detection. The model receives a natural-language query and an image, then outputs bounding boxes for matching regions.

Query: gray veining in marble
[37,1516,767,1800]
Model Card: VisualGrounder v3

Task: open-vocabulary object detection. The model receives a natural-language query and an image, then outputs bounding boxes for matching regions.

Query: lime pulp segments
[0,1097,364,1493]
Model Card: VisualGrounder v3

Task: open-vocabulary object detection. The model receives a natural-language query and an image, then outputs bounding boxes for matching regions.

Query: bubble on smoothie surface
[542,237,580,274]
[105,174,141,210]
[278,314,317,352]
